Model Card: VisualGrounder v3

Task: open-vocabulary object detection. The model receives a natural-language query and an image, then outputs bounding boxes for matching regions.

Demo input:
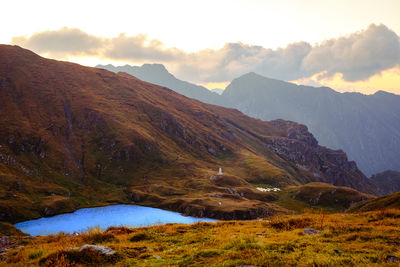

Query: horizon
[95,61,399,96]
[1,0,400,95]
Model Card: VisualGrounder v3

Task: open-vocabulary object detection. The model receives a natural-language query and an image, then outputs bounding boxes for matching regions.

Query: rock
[227,187,235,194]
[43,207,56,217]
[386,255,398,262]
[8,181,23,191]
[0,206,15,222]
[75,244,115,256]
[207,147,217,156]
[153,255,162,259]
[0,236,12,247]
[302,228,321,235]
[0,236,16,257]
[130,191,144,202]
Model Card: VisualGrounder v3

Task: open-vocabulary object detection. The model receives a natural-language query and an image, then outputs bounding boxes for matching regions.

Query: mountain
[370,170,400,195]
[221,73,400,176]
[97,65,400,176]
[96,64,220,105]
[0,45,376,223]
[211,88,224,95]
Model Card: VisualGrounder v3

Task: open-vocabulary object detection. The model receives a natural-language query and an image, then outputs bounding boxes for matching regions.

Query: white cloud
[12,24,400,83]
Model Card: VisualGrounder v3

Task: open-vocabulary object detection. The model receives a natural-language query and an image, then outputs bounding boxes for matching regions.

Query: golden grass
[2,210,400,266]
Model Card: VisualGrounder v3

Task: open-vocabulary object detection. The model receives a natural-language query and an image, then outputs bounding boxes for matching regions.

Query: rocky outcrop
[39,196,79,217]
[39,244,120,266]
[265,120,377,195]
[75,244,116,256]
[159,198,286,220]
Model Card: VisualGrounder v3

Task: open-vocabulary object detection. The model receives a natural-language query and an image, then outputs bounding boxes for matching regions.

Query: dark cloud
[11,24,400,82]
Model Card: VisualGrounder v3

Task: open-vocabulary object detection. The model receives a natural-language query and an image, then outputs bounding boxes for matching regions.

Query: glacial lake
[14,204,217,236]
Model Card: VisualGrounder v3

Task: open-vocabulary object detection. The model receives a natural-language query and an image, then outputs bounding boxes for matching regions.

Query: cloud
[11,24,400,83]
[104,33,184,61]
[301,24,400,81]
[12,27,104,57]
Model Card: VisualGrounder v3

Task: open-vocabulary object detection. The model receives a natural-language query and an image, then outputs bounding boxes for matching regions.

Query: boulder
[75,244,115,256]
[302,228,321,235]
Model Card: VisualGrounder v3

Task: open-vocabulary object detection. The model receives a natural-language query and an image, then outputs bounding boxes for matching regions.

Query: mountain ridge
[98,63,400,176]
[0,45,376,224]
[97,63,220,105]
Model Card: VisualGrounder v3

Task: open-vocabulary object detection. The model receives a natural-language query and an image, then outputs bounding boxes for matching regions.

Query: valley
[0,45,377,227]
[0,45,399,266]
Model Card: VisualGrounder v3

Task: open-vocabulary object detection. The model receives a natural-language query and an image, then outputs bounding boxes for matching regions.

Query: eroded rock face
[266,120,377,195]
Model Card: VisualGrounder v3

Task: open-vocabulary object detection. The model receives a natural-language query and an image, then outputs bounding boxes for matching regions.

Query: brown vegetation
[1,210,399,266]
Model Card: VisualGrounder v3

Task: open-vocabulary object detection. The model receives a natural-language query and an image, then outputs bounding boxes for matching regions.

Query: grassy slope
[1,210,400,266]
[277,183,375,213]
[349,191,400,212]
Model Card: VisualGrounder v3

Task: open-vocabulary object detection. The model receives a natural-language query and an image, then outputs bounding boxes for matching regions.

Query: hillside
[100,64,400,176]
[370,170,400,195]
[276,183,375,212]
[349,191,400,212]
[0,45,375,225]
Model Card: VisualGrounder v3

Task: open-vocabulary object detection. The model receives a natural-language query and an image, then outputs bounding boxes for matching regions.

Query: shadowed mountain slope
[221,73,400,176]
[97,64,220,105]
[0,45,376,223]
[370,170,400,195]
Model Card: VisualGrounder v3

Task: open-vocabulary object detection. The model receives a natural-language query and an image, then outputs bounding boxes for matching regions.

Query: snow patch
[256,187,280,192]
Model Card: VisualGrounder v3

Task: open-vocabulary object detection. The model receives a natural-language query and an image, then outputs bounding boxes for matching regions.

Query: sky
[2,0,400,94]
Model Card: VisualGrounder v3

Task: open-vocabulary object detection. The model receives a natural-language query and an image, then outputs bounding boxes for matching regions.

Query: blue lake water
[14,204,216,236]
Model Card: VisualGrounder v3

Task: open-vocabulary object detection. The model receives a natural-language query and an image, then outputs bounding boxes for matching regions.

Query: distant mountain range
[211,88,224,95]
[96,64,220,105]
[98,64,400,177]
